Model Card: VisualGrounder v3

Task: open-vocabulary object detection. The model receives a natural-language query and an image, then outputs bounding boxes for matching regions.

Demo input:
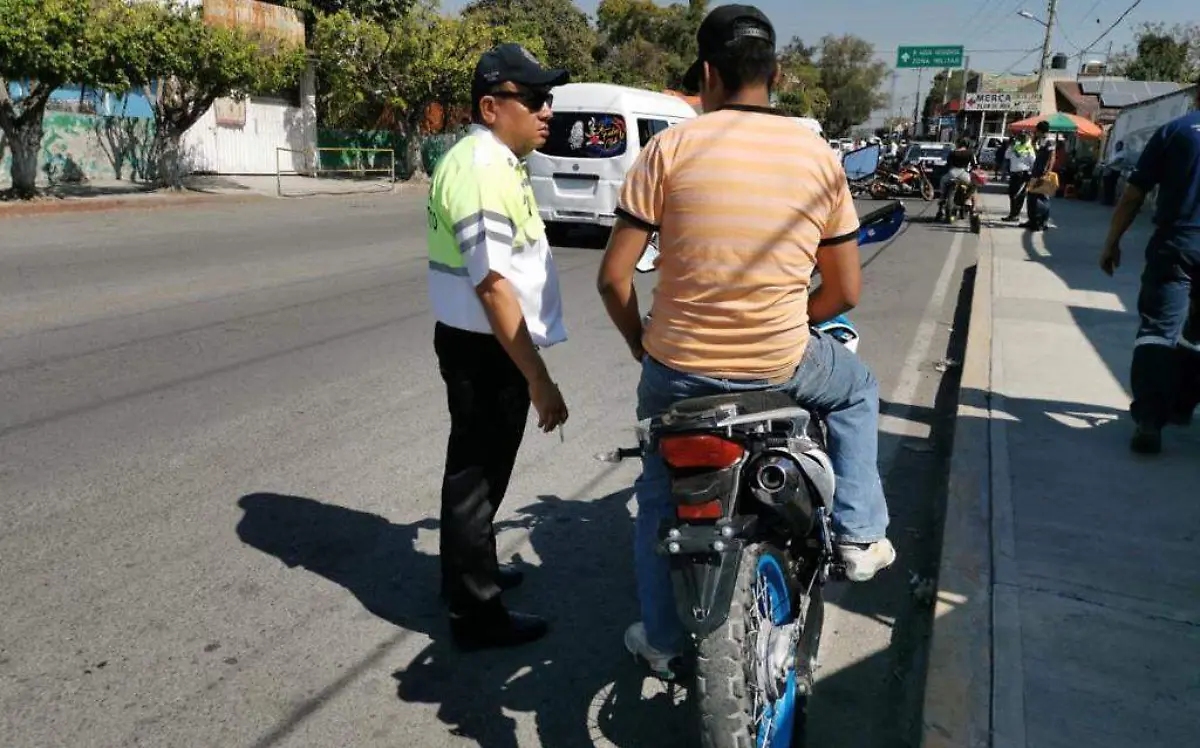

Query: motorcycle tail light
[659,435,744,469]
[676,500,723,520]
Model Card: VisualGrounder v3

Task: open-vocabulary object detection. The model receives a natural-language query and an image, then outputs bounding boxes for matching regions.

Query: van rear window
[539,112,627,158]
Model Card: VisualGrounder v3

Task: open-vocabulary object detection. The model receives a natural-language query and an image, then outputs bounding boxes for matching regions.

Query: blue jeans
[1131,229,1200,427]
[633,331,890,652]
[1026,191,1051,228]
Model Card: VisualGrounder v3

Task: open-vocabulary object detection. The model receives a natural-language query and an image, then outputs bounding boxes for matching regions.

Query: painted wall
[1,73,317,188]
[0,112,157,188]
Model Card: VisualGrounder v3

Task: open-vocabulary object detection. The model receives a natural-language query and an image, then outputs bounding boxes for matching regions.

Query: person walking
[426,43,571,649]
[1099,84,1200,453]
[1001,131,1035,222]
[1023,121,1056,231]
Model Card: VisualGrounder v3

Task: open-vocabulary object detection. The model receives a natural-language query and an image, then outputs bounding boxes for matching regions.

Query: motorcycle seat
[666,390,802,422]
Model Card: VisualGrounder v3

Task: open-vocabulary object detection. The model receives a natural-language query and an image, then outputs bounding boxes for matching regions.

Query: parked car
[975,134,1005,168]
[902,141,953,192]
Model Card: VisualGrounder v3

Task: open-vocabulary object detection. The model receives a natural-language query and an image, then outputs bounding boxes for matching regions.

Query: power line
[963,0,1022,50]
[1076,0,1144,56]
[1000,45,1044,75]
[1076,0,1105,25]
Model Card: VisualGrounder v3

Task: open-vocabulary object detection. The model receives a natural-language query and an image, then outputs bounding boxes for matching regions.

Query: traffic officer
[1001,131,1035,221]
[426,43,570,649]
[1100,84,1200,453]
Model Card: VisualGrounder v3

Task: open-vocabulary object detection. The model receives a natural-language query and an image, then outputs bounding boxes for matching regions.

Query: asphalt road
[0,190,975,748]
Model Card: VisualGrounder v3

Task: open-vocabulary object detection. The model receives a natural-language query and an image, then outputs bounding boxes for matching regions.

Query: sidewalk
[0,174,412,219]
[923,189,1200,748]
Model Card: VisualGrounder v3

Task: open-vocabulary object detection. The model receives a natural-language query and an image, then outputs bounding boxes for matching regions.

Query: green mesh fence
[316,129,466,180]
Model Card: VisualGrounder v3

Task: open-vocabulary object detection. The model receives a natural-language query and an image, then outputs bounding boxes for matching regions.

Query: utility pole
[1034,0,1059,99]
[960,56,971,140]
[890,71,899,118]
[912,67,923,137]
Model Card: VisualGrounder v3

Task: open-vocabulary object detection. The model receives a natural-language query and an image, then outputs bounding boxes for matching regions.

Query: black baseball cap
[471,44,570,103]
[681,4,777,94]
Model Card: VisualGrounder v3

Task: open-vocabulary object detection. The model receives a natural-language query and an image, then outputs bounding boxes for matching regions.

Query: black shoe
[450,609,549,651]
[496,564,524,591]
[1131,424,1163,454]
[1001,215,1019,222]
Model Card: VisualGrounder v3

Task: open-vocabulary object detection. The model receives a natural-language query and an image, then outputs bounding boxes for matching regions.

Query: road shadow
[236,489,698,748]
[803,262,974,746]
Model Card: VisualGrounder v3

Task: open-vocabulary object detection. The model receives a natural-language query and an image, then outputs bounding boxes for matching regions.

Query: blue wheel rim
[755,554,798,748]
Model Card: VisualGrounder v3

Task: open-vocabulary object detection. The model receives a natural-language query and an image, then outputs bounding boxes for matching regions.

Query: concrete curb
[920,220,995,747]
[0,191,266,220]
[0,181,425,220]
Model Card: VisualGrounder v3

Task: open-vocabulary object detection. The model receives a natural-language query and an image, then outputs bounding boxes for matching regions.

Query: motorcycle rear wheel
[869,181,889,200]
[695,543,812,748]
[920,179,935,202]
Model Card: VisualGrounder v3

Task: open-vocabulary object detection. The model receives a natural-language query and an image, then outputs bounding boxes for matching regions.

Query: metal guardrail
[274,147,396,197]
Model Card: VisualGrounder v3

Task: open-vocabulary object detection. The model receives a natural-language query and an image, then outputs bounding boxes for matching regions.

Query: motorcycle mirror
[635,234,660,274]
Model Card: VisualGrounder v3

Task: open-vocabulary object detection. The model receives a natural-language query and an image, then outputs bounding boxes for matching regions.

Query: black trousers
[434,322,531,615]
[1007,172,1030,218]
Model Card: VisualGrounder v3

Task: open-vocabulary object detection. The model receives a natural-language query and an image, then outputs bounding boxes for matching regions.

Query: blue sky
[443,0,1195,118]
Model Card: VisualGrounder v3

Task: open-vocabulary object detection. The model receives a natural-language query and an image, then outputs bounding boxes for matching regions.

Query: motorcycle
[869,161,935,202]
[614,201,906,748]
[939,169,987,234]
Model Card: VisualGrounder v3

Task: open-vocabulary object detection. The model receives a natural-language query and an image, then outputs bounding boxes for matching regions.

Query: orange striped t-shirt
[617,106,859,381]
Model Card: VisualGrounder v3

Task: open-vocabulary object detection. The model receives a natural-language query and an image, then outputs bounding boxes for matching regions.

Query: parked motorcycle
[615,201,906,748]
[869,162,934,202]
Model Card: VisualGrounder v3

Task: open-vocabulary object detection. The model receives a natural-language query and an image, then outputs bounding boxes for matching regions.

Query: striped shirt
[617,106,859,380]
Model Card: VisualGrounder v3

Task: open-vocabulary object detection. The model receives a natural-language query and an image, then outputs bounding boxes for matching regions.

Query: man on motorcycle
[936,138,977,221]
[595,3,896,677]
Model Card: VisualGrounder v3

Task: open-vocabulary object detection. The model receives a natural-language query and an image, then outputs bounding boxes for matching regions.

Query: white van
[528,83,698,229]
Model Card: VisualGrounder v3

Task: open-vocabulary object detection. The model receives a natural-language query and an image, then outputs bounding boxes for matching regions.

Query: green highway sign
[897,46,965,68]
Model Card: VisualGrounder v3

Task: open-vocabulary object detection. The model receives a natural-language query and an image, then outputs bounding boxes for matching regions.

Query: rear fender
[659,518,755,637]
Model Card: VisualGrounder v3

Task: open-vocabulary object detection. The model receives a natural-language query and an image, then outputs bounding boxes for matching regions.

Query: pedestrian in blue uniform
[1023,120,1056,231]
[1100,84,1200,453]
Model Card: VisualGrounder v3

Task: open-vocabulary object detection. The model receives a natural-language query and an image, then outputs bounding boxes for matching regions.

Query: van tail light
[659,435,744,469]
[676,500,724,520]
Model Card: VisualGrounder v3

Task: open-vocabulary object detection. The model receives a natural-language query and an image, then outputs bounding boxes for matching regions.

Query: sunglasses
[489,88,553,112]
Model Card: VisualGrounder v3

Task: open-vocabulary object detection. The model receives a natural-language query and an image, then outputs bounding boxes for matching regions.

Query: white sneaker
[624,622,681,680]
[836,538,897,582]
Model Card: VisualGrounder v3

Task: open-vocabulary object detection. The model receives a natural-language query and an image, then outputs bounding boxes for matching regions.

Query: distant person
[426,43,571,649]
[1002,131,1035,221]
[1023,121,1056,231]
[1099,84,1200,453]
[994,137,1010,180]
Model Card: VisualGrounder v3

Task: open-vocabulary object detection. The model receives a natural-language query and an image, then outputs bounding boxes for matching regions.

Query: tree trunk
[7,116,44,199]
[155,128,186,190]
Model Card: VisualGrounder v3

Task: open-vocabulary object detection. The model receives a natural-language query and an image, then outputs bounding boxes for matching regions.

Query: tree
[464,0,600,81]
[1111,22,1200,83]
[138,2,306,187]
[313,2,544,170]
[595,0,706,89]
[286,0,413,24]
[776,37,829,119]
[816,34,889,137]
[0,0,154,197]
[922,68,980,120]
